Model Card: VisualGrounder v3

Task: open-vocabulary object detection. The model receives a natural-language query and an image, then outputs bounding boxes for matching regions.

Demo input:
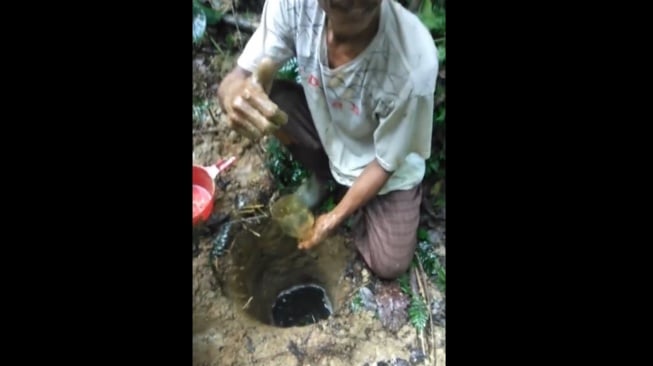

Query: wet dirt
[223,219,353,327]
[193,36,446,366]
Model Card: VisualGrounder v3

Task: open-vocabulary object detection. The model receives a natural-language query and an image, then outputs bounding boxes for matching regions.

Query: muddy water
[224,218,354,327]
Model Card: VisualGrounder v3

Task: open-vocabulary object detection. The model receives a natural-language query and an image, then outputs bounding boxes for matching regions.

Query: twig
[242,296,253,309]
[416,253,436,366]
[207,105,220,125]
[302,327,314,346]
[209,35,224,55]
[408,266,427,364]
[221,237,238,257]
[193,128,221,135]
[226,2,249,50]
[198,48,219,55]
[242,224,260,237]
[230,214,268,224]
[222,13,259,33]
[240,204,264,210]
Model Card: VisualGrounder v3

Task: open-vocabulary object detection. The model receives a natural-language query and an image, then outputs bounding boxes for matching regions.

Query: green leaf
[194,0,224,25]
[320,196,336,212]
[418,0,445,34]
[425,158,438,174]
[350,293,363,312]
[437,45,446,64]
[408,296,428,331]
[435,107,445,125]
[435,196,445,209]
[436,265,446,292]
[418,227,429,241]
[277,57,301,84]
[398,273,411,295]
[204,8,224,25]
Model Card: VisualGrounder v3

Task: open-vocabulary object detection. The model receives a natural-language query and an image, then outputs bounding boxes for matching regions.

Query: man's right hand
[218,58,288,141]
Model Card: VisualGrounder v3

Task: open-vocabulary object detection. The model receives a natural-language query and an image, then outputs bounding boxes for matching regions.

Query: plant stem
[416,253,436,366]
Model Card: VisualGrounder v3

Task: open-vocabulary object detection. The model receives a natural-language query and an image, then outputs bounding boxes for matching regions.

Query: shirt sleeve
[237,0,296,73]
[373,85,436,173]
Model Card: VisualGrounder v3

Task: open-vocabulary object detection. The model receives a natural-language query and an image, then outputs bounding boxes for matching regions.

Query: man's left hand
[297,212,340,250]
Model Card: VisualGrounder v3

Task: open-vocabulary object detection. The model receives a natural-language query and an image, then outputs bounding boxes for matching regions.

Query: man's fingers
[297,234,318,250]
[227,111,261,141]
[232,95,278,134]
[270,108,288,126]
[245,91,289,127]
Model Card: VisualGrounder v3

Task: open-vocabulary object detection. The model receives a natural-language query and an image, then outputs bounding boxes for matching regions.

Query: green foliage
[418,227,429,241]
[436,262,446,292]
[425,147,445,180]
[398,272,411,294]
[437,46,446,64]
[414,237,446,293]
[418,0,446,36]
[193,0,224,45]
[265,138,309,190]
[192,99,209,127]
[416,0,446,182]
[319,195,337,213]
[435,104,445,126]
[350,292,363,313]
[398,271,430,332]
[416,240,438,278]
[276,57,302,84]
[408,294,429,331]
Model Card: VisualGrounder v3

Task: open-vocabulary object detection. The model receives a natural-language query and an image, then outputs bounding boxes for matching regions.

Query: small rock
[374,281,410,333]
[410,348,426,364]
[427,229,442,246]
[245,336,255,353]
[394,359,410,366]
[434,245,446,257]
[235,193,250,210]
[431,298,446,327]
[361,268,370,282]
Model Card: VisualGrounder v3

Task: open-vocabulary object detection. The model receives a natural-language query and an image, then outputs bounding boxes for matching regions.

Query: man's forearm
[331,159,391,224]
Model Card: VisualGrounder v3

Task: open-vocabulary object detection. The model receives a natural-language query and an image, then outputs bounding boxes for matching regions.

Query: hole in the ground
[272,283,332,327]
[224,218,351,328]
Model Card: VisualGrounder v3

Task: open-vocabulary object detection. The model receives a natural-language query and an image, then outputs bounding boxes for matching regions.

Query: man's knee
[355,186,421,280]
[360,227,418,280]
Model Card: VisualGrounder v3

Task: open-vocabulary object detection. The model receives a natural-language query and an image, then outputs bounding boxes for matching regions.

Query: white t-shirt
[238,0,439,195]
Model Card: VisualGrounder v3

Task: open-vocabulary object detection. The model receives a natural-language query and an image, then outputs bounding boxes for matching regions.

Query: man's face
[319,0,383,38]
